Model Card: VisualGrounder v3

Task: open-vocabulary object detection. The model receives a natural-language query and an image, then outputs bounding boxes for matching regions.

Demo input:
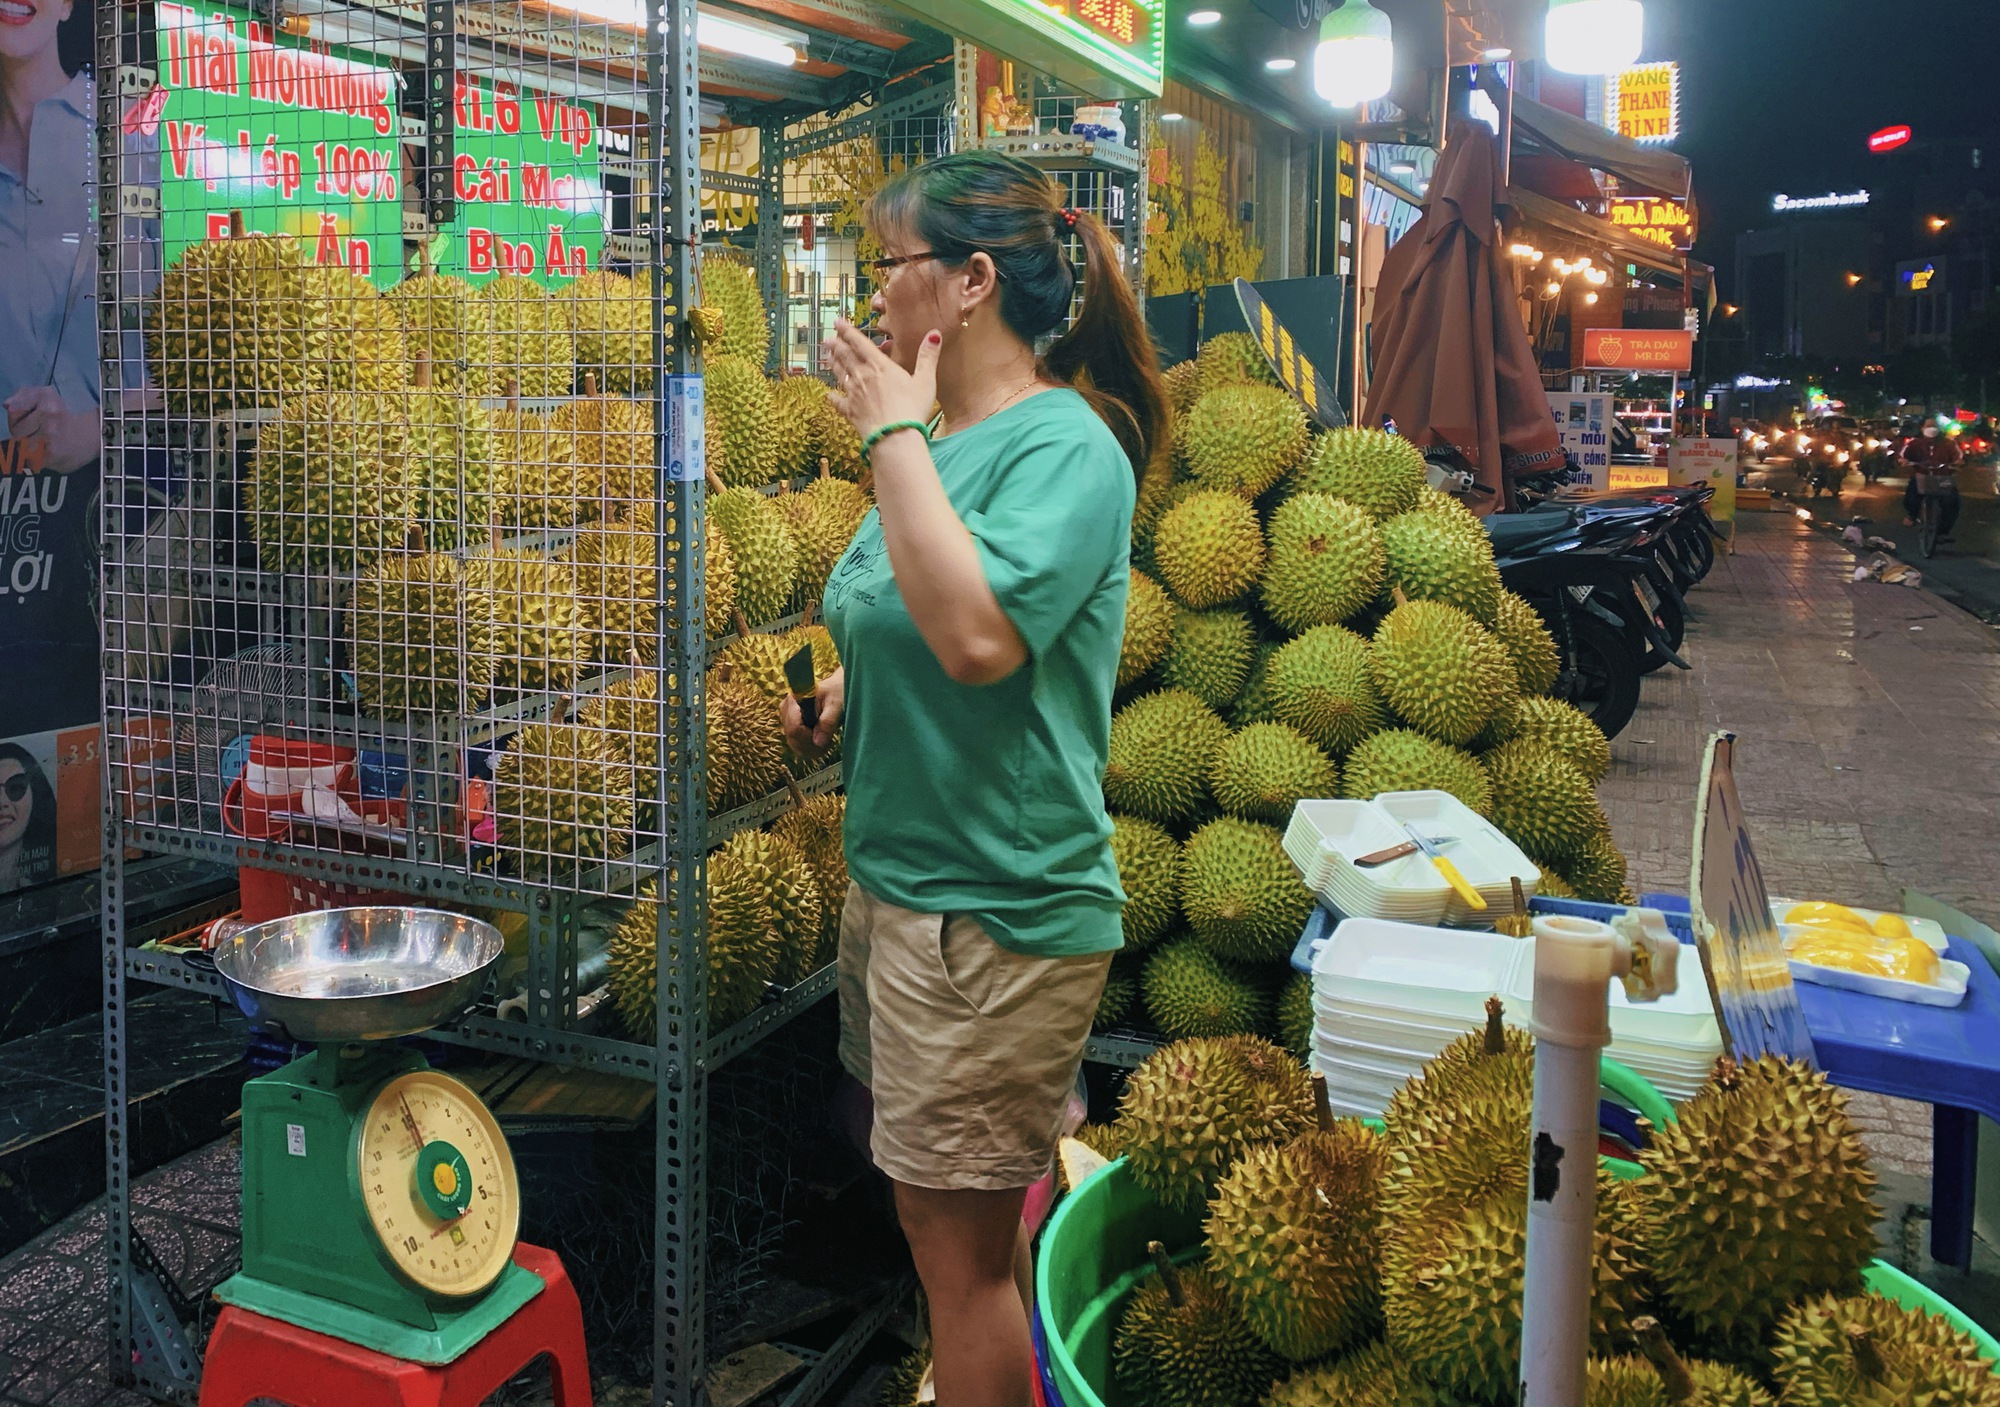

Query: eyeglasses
[870,251,941,284]
[1,776,26,803]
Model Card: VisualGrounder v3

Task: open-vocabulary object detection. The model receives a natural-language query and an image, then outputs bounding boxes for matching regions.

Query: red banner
[1581,328,1694,372]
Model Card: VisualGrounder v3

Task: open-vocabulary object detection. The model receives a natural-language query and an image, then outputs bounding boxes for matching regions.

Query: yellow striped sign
[1235,278,1343,428]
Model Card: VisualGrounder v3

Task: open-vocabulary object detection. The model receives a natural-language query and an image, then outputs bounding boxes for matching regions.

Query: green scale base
[212,1261,545,1366]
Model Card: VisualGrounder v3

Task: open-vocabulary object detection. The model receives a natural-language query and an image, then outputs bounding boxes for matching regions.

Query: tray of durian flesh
[1775,901,1968,1007]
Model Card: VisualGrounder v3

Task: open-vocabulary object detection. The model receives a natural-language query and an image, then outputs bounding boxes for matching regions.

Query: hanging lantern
[1313,0,1394,108]
[1544,0,1645,75]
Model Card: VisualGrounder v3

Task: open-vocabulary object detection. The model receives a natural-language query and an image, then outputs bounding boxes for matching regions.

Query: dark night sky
[1649,0,1996,290]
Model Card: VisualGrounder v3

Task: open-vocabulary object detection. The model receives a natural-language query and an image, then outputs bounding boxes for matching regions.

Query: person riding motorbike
[1903,424,1964,539]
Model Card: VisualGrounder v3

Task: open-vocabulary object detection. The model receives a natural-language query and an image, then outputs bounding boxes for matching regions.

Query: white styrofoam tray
[1311,917,1524,1020]
[1767,898,1948,952]
[1373,791,1542,919]
[1777,939,1970,1008]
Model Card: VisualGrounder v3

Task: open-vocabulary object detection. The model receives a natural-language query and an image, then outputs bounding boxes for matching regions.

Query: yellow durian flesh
[1790,931,1941,985]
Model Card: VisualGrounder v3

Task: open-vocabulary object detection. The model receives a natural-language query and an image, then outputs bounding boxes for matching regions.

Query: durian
[708,479,799,625]
[779,475,870,607]
[1484,740,1602,863]
[1120,570,1179,688]
[1381,999,1531,1150]
[571,514,659,664]
[488,406,581,529]
[560,392,654,510]
[1369,600,1511,747]
[385,269,497,394]
[347,549,497,716]
[1380,511,1504,626]
[1194,331,1280,397]
[579,667,660,775]
[247,392,410,573]
[1142,938,1271,1039]
[1638,1056,1880,1356]
[477,274,575,398]
[807,388,865,480]
[1230,643,1281,727]
[1116,1035,1313,1213]
[770,790,848,969]
[1487,696,1611,781]
[707,668,786,813]
[876,1351,931,1407]
[1095,955,1141,1031]
[149,222,309,414]
[289,263,409,394]
[1180,817,1314,964]
[1294,427,1425,520]
[606,845,785,1038]
[1264,1339,1463,1407]
[403,369,497,552]
[705,354,781,487]
[1266,626,1386,754]
[720,625,793,702]
[699,256,771,367]
[1163,359,1202,415]
[1103,689,1230,823]
[559,270,654,393]
[1410,482,1484,535]
[1181,385,1309,498]
[770,375,825,480]
[1771,1292,2000,1407]
[1161,608,1257,709]
[470,548,587,693]
[492,718,635,871]
[706,520,738,639]
[729,828,823,986]
[1114,1248,1282,1407]
[1110,813,1181,948]
[1261,493,1387,632]
[1154,490,1267,608]
[1494,590,1561,696]
[1209,723,1336,825]
[1557,825,1631,904]
[1276,972,1314,1062]
[1206,1113,1385,1360]
[1341,729,1491,814]
[1599,1317,1780,1407]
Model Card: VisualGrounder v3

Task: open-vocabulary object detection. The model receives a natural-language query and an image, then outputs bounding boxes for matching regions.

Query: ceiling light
[1187,8,1223,24]
[1264,56,1297,71]
[1388,159,1415,175]
[696,10,805,64]
[1584,291,1599,304]
[1481,46,1512,60]
[1314,0,1394,108]
[1160,111,1185,122]
[1544,0,1643,75]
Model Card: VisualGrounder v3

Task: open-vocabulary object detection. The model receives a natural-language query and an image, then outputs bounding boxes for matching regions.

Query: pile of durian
[1100,334,1631,1054]
[1080,1018,2000,1407]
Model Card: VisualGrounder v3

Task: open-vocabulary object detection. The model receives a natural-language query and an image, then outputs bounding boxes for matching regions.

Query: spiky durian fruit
[1265,1339,1463,1407]
[579,668,660,775]
[1638,1056,1880,1357]
[1164,359,1201,415]
[806,389,865,481]
[705,521,740,639]
[726,828,823,986]
[386,270,498,394]
[784,621,840,680]
[492,718,635,871]
[1194,331,1279,397]
[560,270,653,393]
[1486,696,1611,782]
[704,354,781,488]
[1261,493,1387,632]
[1276,973,1313,1062]
[1180,817,1314,964]
[1340,729,1492,814]
[347,550,497,716]
[606,848,785,1039]
[290,263,409,394]
[1160,608,1257,710]
[1209,723,1336,825]
[1114,1251,1282,1407]
[1369,600,1511,746]
[1095,955,1142,1032]
[1381,1000,1532,1145]
[559,394,654,510]
[1266,626,1386,755]
[247,392,410,573]
[1111,814,1181,949]
[470,549,587,693]
[708,484,799,625]
[1493,590,1561,696]
[1410,481,1483,533]
[488,408,581,529]
[770,375,826,480]
[770,792,847,969]
[1230,644,1280,727]
[477,274,576,398]
[1380,511,1504,626]
[1120,570,1178,689]
[1154,490,1267,608]
[1117,1035,1313,1212]
[719,629,792,702]
[779,476,870,607]
[1537,870,1579,899]
[707,670,786,813]
[1589,1320,1780,1407]
[1484,739,1602,863]
[1181,385,1309,498]
[1555,823,1632,905]
[403,384,497,553]
[1771,1293,2000,1407]
[876,1350,931,1407]
[150,227,309,413]
[1142,939,1270,1039]
[1133,480,1204,577]
[1207,1117,1385,1361]
[572,515,659,664]
[699,256,771,367]
[1103,689,1230,823]
[1294,427,1425,520]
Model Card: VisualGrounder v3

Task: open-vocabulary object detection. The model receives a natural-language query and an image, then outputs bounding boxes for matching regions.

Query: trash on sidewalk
[1853,553,1924,588]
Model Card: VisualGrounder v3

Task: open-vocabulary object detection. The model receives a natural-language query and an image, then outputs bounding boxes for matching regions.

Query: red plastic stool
[198,1243,591,1407]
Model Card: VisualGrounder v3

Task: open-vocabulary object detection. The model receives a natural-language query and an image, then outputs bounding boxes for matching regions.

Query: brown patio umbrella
[1364,119,1564,512]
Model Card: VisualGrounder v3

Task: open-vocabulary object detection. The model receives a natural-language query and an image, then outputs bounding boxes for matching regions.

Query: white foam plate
[1780,949,1970,1008]
[1767,899,1948,952]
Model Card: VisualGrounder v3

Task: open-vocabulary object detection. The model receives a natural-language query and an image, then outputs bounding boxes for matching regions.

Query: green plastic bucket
[1037,1159,2000,1407]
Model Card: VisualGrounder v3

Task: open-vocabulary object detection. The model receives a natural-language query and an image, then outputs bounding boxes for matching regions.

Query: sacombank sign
[1772,190,1871,213]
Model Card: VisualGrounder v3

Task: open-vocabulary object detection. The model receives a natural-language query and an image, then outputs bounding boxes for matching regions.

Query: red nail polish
[927,331,942,345]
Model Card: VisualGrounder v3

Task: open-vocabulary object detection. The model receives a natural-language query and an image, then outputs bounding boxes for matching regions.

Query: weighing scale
[210,908,543,1364]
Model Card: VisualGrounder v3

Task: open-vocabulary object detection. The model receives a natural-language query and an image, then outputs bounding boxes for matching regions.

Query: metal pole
[1497,60,1515,188]
[1352,139,1369,422]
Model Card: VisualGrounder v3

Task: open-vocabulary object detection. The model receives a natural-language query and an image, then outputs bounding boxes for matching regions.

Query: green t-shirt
[822,388,1135,957]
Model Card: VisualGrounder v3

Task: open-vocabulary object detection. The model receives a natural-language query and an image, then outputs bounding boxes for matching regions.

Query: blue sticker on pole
[668,375,705,483]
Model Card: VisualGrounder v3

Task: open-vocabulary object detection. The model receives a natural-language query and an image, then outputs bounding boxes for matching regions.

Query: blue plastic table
[1638,894,2000,1270]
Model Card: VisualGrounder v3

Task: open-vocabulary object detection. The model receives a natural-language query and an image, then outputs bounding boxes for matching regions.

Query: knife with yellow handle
[1402,823,1486,911]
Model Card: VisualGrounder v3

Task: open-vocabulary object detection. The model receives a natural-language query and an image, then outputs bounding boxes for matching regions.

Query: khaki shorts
[837,882,1113,1191]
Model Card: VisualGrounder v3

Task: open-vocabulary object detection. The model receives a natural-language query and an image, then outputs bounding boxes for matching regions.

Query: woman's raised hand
[780,665,845,760]
[824,320,941,441]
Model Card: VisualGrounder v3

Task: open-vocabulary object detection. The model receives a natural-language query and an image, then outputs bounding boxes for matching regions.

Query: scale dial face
[356,1069,519,1299]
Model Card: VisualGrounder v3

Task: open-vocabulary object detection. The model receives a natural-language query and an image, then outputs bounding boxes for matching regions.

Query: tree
[1145,129,1263,298]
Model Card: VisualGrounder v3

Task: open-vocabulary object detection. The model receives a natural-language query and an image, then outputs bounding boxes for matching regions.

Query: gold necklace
[943,374,1044,436]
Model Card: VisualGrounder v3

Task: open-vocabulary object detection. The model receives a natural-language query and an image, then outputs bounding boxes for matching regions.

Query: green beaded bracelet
[861,419,932,462]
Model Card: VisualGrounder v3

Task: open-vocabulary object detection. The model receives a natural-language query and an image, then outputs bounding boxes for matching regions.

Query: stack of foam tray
[1283,793,1542,928]
[1307,916,1724,1117]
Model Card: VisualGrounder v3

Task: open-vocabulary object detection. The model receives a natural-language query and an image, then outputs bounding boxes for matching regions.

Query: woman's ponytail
[1042,211,1172,487]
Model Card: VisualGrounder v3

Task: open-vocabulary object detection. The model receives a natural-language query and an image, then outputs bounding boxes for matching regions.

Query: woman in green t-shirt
[783,150,1169,1407]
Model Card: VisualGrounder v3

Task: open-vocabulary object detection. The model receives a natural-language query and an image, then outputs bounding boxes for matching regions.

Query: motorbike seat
[1484,511,1581,553]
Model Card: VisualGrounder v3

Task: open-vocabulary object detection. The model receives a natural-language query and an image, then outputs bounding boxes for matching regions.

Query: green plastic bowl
[1037,1156,2000,1407]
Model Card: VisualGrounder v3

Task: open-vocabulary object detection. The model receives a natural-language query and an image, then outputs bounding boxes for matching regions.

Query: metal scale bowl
[211,908,541,1363]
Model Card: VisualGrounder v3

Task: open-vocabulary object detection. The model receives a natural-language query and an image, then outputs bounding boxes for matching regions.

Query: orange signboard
[1582,328,1694,373]
[1610,62,1679,143]
[1609,196,1695,250]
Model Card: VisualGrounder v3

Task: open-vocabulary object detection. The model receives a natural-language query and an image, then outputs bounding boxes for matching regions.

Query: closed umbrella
[1364,119,1564,512]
